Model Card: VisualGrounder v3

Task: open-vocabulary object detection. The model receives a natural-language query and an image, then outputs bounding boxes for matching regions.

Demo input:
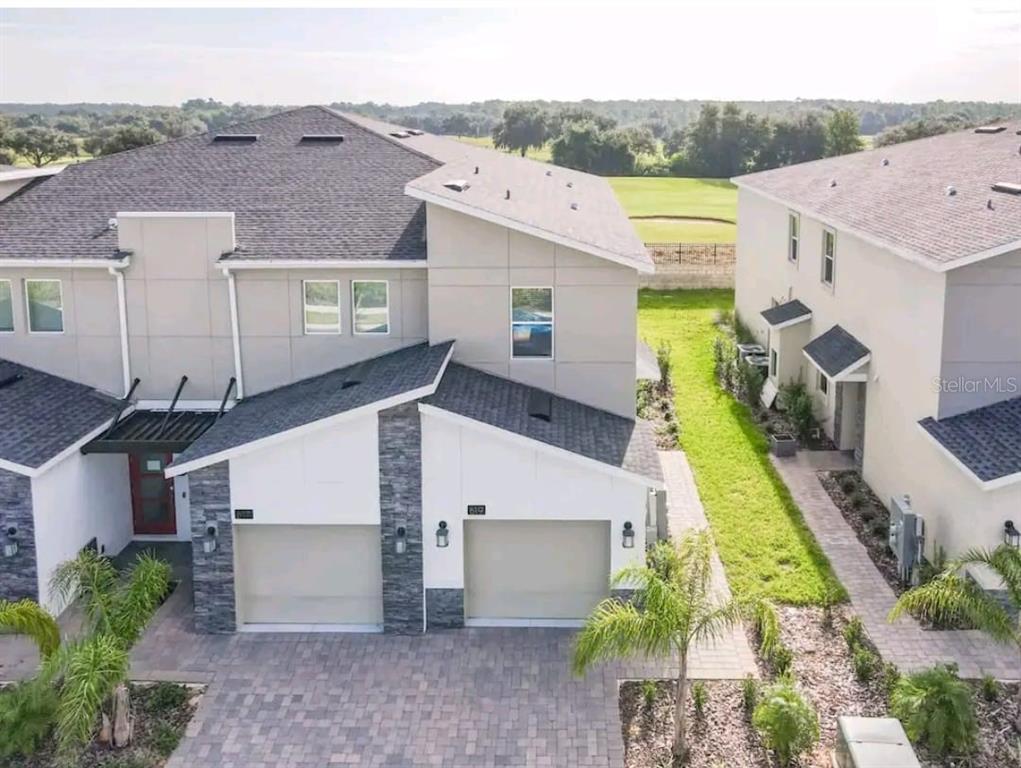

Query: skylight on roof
[443,180,470,192]
[992,182,1021,196]
[406,129,424,136]
[974,125,1006,134]
[300,134,344,143]
[212,134,259,143]
[389,131,412,139]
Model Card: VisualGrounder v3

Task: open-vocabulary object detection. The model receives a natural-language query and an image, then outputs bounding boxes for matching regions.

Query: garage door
[235,525,382,626]
[464,520,610,621]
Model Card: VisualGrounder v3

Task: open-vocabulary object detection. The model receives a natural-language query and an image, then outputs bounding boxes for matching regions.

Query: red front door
[129,453,177,535]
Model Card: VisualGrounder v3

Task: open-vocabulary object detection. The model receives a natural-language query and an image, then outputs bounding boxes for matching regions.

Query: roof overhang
[917,422,1021,492]
[82,410,219,455]
[0,256,130,269]
[761,300,813,330]
[0,417,122,479]
[405,184,655,274]
[0,165,65,182]
[164,343,454,478]
[731,180,1021,274]
[803,350,871,382]
[418,402,665,489]
[219,258,428,270]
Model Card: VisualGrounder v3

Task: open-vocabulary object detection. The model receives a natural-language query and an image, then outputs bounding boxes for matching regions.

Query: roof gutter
[220,265,245,400]
[917,422,1021,492]
[0,257,130,269]
[218,258,428,270]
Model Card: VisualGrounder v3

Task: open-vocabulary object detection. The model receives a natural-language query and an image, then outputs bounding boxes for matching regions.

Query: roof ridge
[319,106,443,168]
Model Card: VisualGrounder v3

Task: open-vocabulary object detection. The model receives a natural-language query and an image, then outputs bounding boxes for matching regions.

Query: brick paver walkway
[773,450,1017,680]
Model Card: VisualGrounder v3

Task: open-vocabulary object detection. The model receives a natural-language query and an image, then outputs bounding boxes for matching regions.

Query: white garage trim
[418,403,664,488]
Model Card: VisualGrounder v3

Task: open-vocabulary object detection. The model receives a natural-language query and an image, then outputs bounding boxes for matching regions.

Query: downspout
[222,266,245,399]
[108,262,131,398]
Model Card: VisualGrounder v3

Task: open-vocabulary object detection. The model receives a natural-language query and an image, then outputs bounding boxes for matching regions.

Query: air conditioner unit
[833,716,920,768]
[888,495,924,585]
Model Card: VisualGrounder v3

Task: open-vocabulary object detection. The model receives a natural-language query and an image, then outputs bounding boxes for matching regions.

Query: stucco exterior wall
[734,188,1018,555]
[939,247,1021,418]
[425,204,638,418]
[0,267,122,395]
[234,268,428,395]
[420,409,648,594]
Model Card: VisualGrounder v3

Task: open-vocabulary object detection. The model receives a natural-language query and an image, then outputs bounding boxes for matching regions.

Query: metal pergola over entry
[82,375,235,455]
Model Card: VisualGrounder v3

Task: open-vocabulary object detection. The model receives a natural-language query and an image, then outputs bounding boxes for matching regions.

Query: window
[788,213,799,263]
[769,348,778,377]
[302,280,341,334]
[25,279,63,333]
[0,280,12,332]
[511,287,553,359]
[818,370,829,395]
[822,229,836,287]
[352,280,389,335]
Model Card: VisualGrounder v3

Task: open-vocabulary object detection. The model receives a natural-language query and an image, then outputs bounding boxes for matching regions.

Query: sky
[1,2,1019,106]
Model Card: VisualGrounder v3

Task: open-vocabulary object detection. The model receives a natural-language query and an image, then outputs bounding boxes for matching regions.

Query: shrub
[859,506,875,523]
[839,476,857,495]
[980,674,1000,702]
[640,679,657,709]
[870,519,888,538]
[655,341,672,386]
[849,493,865,510]
[820,585,841,630]
[843,616,865,650]
[713,308,735,329]
[771,644,794,677]
[636,380,653,419]
[752,679,820,766]
[917,546,948,586]
[852,646,877,683]
[692,681,708,718]
[880,663,901,697]
[737,359,765,405]
[741,675,759,717]
[783,389,816,440]
[890,665,977,757]
[147,681,189,714]
[733,312,755,344]
[149,719,183,757]
[0,681,58,758]
[753,600,782,660]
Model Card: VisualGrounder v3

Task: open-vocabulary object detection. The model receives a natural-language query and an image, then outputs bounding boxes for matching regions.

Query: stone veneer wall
[425,588,464,629]
[189,462,236,634]
[0,469,36,602]
[378,403,424,634]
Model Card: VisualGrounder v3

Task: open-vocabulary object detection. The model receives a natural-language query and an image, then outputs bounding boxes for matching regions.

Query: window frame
[788,213,800,264]
[301,279,342,335]
[24,278,64,335]
[351,279,391,336]
[0,279,13,334]
[821,227,836,288]
[818,370,829,395]
[510,286,554,361]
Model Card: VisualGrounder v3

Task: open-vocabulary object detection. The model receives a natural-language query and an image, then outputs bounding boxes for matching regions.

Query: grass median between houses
[638,289,843,605]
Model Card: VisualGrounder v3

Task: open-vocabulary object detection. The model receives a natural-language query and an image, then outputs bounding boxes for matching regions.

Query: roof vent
[570,202,579,211]
[545,170,552,177]
[992,182,1021,195]
[974,125,1006,134]
[212,134,259,143]
[505,189,511,200]
[108,217,118,230]
[987,199,995,210]
[389,131,411,139]
[0,372,23,390]
[945,186,957,196]
[829,179,837,187]
[527,390,552,423]
[881,158,890,166]
[341,362,363,390]
[566,181,573,189]
[406,129,424,136]
[443,180,470,192]
[300,134,344,143]
[474,166,479,174]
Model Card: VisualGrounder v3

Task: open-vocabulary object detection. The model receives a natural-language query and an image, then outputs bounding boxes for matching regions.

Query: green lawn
[455,135,552,163]
[638,289,842,605]
[609,177,737,243]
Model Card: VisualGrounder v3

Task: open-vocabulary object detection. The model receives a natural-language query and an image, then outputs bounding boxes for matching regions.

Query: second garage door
[235,524,382,627]
[464,519,610,621]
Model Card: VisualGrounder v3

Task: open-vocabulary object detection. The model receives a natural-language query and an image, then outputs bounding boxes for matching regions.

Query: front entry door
[129,453,177,535]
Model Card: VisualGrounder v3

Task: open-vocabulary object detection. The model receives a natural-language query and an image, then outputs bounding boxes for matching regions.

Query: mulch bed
[756,407,836,452]
[7,681,203,768]
[638,379,680,450]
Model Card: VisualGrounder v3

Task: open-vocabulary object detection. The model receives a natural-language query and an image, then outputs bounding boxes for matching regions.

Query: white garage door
[464,520,610,621]
[235,524,382,627]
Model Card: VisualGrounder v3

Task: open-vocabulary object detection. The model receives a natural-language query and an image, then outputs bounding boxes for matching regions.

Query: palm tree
[889,544,1021,730]
[572,530,743,764]
[0,548,171,762]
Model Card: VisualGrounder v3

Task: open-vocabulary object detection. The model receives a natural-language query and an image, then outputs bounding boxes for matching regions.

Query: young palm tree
[889,544,1021,730]
[572,530,743,764]
[0,599,61,659]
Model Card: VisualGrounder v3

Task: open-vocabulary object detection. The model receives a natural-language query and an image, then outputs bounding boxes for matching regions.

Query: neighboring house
[0,107,662,633]
[733,124,1021,584]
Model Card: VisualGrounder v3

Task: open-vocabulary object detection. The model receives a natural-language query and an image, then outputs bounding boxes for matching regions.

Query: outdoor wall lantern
[395,524,408,554]
[2,526,17,558]
[202,524,218,554]
[622,521,635,549]
[1004,520,1020,549]
[436,521,449,548]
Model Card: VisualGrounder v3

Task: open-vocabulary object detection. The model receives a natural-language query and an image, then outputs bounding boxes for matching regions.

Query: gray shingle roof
[761,299,812,327]
[734,124,1021,269]
[920,396,1021,483]
[0,106,438,262]
[0,359,120,470]
[171,341,453,469]
[426,363,663,483]
[803,325,870,378]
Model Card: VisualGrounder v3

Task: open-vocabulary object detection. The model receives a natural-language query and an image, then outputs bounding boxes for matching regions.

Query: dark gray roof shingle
[426,363,663,483]
[920,397,1021,483]
[761,299,812,327]
[803,325,870,377]
[172,341,453,468]
[0,106,439,262]
[0,360,120,469]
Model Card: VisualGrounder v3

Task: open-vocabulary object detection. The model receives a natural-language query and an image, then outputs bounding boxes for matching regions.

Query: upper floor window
[352,280,389,335]
[0,280,12,332]
[788,213,799,263]
[303,280,341,334]
[511,287,553,359]
[25,279,63,333]
[821,229,836,287]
